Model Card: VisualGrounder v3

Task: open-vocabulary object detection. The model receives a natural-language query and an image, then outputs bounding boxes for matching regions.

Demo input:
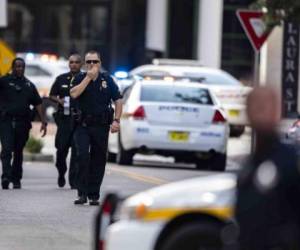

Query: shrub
[25,136,44,154]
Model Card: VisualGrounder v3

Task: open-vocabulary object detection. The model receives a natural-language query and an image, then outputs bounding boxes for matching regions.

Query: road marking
[109,166,167,185]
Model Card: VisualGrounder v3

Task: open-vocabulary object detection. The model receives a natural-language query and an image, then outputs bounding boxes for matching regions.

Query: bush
[25,136,44,154]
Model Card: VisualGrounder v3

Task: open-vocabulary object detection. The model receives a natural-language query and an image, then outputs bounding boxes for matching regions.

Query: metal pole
[251,51,260,153]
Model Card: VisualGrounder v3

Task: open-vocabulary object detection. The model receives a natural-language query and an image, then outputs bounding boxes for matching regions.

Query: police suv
[108,79,229,171]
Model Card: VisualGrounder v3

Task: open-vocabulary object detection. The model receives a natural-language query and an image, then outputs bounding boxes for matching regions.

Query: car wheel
[159,222,222,250]
[116,134,134,165]
[230,125,245,137]
[107,151,117,163]
[195,153,226,172]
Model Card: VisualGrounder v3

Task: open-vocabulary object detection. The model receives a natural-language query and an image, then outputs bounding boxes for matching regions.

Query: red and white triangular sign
[236,10,270,52]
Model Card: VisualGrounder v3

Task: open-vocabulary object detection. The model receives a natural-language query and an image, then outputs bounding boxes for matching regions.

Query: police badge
[102,80,107,89]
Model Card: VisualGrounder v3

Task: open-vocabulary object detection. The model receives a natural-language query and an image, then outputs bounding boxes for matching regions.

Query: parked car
[108,79,229,171]
[116,59,251,137]
[94,173,237,250]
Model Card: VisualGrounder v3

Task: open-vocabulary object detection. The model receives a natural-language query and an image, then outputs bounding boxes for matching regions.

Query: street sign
[0,0,7,27]
[236,10,269,52]
[0,40,15,76]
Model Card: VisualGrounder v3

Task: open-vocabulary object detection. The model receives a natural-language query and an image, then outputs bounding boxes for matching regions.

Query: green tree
[252,0,300,27]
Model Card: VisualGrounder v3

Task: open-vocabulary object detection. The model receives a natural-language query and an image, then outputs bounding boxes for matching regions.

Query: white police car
[95,173,237,250]
[108,79,229,171]
[116,59,251,137]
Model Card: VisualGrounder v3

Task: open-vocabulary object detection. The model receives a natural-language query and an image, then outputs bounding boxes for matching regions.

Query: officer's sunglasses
[86,60,100,64]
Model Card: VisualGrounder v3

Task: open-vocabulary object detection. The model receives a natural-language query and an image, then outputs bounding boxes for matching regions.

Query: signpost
[0,40,15,76]
[0,0,7,28]
[236,10,271,152]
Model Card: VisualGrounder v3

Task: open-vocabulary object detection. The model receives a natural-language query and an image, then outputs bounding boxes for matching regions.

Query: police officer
[70,50,122,205]
[235,87,300,250]
[0,57,47,189]
[49,54,82,188]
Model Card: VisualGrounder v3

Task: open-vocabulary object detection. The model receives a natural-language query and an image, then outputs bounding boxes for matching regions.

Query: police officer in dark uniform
[235,87,300,250]
[0,57,47,189]
[70,50,122,205]
[49,54,82,188]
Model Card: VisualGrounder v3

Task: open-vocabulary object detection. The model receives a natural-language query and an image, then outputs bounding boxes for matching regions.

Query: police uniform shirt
[0,74,42,116]
[50,72,80,113]
[73,72,122,116]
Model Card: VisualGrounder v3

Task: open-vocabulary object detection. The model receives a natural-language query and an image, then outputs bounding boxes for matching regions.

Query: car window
[122,85,133,103]
[25,65,51,77]
[141,85,213,105]
[182,71,241,86]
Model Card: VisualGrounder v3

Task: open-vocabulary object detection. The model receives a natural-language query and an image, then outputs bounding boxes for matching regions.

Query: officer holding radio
[49,53,83,188]
[0,57,47,189]
[70,50,122,205]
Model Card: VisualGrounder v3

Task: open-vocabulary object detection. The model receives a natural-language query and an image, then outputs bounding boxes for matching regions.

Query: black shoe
[74,196,87,205]
[1,178,9,190]
[89,199,100,206]
[58,175,66,188]
[13,181,21,189]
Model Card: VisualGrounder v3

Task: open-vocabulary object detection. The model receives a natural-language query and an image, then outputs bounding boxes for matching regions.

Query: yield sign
[236,10,270,52]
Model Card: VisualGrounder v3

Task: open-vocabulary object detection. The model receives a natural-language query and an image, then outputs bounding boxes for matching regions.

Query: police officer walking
[70,51,122,205]
[235,87,300,250]
[0,57,47,189]
[49,54,82,188]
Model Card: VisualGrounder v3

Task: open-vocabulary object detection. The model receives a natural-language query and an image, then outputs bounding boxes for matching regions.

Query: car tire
[196,153,226,172]
[230,125,245,137]
[107,151,117,163]
[159,222,222,250]
[116,134,134,165]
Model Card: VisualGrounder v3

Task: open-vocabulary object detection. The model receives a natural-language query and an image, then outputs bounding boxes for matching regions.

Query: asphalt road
[0,134,250,250]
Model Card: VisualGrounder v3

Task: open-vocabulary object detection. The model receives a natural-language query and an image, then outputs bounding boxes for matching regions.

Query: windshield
[141,84,213,105]
[138,69,241,86]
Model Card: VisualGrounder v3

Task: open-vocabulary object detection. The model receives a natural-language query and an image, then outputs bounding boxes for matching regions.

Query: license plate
[168,131,189,142]
[229,109,240,117]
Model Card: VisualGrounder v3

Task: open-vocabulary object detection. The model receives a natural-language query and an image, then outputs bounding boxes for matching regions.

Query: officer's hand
[110,121,120,133]
[58,98,64,106]
[40,122,47,137]
[87,66,98,80]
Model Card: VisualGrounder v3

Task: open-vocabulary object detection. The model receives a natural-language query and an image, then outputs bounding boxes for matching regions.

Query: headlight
[119,194,153,220]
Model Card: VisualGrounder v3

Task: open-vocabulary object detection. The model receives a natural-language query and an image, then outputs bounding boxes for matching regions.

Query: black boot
[1,178,9,190]
[58,175,66,188]
[13,180,21,189]
[74,196,87,205]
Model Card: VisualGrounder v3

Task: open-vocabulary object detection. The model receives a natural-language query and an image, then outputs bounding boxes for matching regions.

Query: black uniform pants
[54,115,77,187]
[74,124,109,200]
[0,119,31,183]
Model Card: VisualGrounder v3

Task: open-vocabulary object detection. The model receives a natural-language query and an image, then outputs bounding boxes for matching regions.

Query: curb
[24,153,54,162]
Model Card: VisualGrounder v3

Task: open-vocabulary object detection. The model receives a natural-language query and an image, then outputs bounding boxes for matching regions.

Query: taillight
[132,106,146,120]
[213,110,226,123]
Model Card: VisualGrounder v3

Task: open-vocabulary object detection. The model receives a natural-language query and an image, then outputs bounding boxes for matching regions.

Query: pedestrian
[49,53,82,188]
[235,86,300,250]
[70,50,122,205]
[0,57,47,189]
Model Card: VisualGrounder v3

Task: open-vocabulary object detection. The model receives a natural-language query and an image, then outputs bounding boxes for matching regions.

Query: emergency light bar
[152,58,203,67]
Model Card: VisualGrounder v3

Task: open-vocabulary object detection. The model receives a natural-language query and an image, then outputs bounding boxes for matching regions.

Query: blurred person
[0,57,47,189]
[49,53,83,188]
[70,51,122,205]
[235,86,300,250]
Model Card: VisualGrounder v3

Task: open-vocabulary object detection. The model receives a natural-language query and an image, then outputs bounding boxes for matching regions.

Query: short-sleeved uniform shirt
[73,72,122,116]
[50,71,82,113]
[0,74,42,117]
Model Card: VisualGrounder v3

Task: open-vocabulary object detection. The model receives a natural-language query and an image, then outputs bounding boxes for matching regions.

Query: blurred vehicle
[94,173,237,250]
[286,117,300,144]
[116,59,252,137]
[17,53,69,120]
[108,79,229,171]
